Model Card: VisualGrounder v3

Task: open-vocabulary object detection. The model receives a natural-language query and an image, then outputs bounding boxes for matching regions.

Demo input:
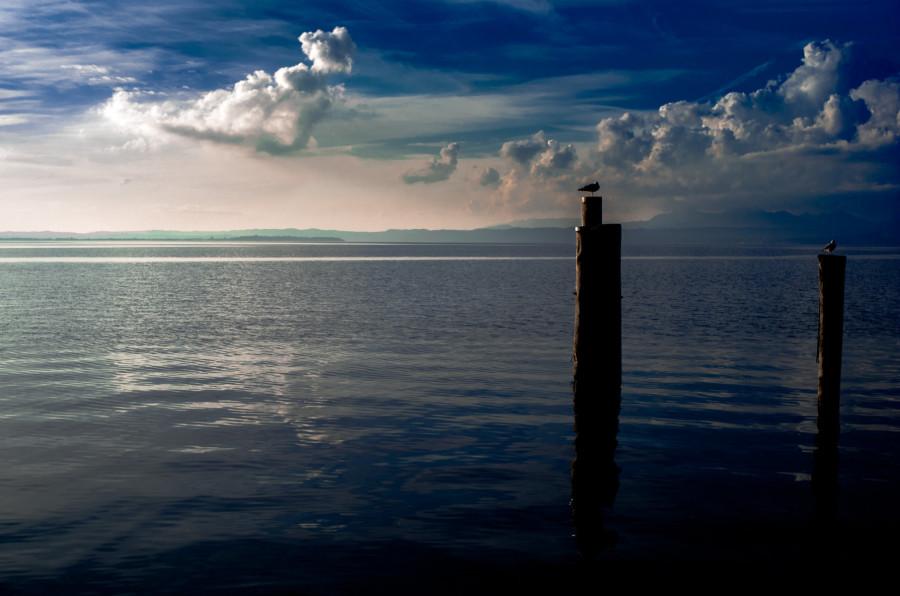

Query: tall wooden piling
[813,253,845,520]
[573,196,621,414]
[571,195,622,554]
[816,254,846,440]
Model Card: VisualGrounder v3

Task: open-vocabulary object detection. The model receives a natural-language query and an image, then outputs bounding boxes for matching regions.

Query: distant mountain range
[1,209,897,245]
[622,208,899,246]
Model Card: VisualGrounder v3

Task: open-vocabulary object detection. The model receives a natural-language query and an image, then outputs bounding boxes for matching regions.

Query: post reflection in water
[812,407,840,524]
[812,253,844,526]
[570,382,621,556]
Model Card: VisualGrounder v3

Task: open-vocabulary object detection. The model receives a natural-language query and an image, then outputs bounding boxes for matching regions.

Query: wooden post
[581,194,601,227]
[816,254,846,441]
[573,196,621,410]
[812,253,845,521]
[571,195,621,554]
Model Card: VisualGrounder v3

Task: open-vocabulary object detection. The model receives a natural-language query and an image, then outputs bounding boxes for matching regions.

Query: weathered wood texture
[817,254,846,440]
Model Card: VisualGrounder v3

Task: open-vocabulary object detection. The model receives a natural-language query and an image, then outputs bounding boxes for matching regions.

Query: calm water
[1,242,898,593]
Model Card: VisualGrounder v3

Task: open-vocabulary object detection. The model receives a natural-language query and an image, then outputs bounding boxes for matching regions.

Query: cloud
[479,131,581,213]
[401,142,461,184]
[102,27,356,154]
[299,27,357,74]
[476,166,501,187]
[0,115,30,126]
[500,131,578,177]
[500,132,548,166]
[0,89,34,100]
[529,138,577,179]
[699,59,776,103]
[779,40,852,110]
[475,40,900,221]
[448,0,554,14]
[850,78,900,147]
[61,64,137,85]
[588,41,898,206]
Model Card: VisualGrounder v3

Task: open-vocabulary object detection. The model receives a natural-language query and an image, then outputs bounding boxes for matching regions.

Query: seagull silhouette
[821,239,836,254]
[578,181,600,195]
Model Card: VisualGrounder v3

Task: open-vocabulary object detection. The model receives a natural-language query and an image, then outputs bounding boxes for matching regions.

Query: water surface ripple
[1,242,897,592]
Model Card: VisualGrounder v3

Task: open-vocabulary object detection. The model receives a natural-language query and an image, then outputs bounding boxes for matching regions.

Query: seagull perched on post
[821,239,836,254]
[578,181,600,196]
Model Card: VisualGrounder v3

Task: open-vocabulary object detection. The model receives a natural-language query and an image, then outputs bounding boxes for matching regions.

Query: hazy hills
[622,208,899,246]
[1,209,897,245]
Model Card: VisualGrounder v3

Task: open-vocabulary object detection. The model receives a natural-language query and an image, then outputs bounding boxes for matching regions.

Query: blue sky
[1,0,898,232]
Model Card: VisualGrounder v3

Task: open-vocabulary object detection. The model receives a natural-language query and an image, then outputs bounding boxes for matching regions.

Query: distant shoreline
[0,207,896,245]
[0,235,345,243]
[1,230,896,246]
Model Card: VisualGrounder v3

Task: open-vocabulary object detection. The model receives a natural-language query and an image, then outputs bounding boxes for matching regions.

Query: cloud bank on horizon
[0,1,897,232]
[481,40,900,221]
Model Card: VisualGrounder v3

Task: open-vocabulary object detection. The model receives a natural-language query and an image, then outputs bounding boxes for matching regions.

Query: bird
[578,181,600,195]
[821,239,836,254]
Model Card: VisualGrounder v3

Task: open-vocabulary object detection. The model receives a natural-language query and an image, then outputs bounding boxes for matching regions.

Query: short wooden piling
[581,194,601,228]
[571,195,622,554]
[816,254,846,440]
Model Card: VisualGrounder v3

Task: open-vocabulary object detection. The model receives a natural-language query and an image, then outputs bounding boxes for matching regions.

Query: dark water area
[1,242,898,593]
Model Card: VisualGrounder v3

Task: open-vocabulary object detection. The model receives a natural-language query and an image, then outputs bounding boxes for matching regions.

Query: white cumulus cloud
[102,27,356,154]
[477,40,900,220]
[299,27,357,74]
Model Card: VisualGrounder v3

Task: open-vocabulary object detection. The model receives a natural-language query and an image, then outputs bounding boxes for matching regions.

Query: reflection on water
[570,385,621,555]
[812,430,840,522]
[0,243,898,591]
[0,256,571,263]
[109,341,299,395]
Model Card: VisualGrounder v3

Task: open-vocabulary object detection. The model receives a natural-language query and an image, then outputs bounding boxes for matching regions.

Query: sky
[0,0,898,232]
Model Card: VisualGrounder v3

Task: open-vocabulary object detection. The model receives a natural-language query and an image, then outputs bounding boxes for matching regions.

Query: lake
[1,241,897,593]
